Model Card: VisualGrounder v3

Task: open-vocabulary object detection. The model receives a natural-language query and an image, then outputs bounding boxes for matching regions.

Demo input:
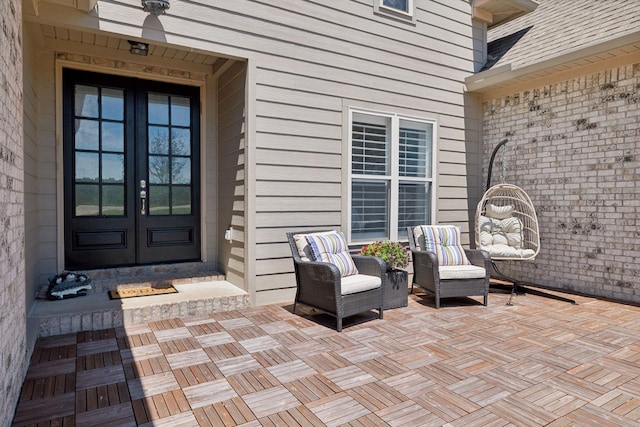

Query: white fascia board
[465,30,640,92]
[473,0,538,26]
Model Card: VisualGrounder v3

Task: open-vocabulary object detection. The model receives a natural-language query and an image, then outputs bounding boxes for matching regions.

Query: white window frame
[375,0,416,21]
[348,108,437,244]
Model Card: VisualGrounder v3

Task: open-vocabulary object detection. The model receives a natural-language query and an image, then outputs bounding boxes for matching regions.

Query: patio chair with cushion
[286,230,385,332]
[407,225,490,308]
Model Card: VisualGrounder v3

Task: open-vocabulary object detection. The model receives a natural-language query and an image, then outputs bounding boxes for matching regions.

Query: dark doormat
[109,285,178,300]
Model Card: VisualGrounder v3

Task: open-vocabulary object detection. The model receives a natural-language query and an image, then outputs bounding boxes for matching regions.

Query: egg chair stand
[488,260,576,306]
[478,139,576,306]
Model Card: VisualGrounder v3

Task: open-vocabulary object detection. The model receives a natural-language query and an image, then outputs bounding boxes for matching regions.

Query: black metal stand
[484,140,576,306]
[490,261,576,306]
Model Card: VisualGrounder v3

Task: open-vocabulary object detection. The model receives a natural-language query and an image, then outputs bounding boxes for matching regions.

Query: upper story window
[382,0,410,14]
[376,0,415,20]
[349,110,435,242]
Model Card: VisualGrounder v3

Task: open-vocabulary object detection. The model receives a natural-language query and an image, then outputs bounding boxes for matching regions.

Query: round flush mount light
[142,0,170,14]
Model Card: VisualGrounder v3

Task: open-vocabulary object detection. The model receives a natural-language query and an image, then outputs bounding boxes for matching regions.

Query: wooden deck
[12,288,640,426]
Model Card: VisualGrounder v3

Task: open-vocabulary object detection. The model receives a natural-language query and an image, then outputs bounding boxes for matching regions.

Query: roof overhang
[466,31,640,94]
[30,0,98,15]
[473,0,538,28]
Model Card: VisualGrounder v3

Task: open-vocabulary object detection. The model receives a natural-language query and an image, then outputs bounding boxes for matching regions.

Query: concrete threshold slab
[29,281,250,337]
[30,281,245,316]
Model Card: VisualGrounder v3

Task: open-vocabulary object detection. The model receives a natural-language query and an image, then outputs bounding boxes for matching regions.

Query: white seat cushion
[340,274,382,295]
[483,244,535,259]
[479,215,524,248]
[439,265,486,280]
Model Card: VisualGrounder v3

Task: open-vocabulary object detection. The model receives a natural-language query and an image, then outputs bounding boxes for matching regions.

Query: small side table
[383,269,408,309]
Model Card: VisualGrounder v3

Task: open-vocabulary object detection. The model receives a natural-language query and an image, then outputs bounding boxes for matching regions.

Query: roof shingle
[485,0,640,71]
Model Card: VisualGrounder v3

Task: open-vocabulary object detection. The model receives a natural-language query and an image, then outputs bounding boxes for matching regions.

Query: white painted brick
[1,0,27,419]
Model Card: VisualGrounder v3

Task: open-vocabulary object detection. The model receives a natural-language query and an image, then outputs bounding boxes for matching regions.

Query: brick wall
[482,63,640,303]
[0,0,27,424]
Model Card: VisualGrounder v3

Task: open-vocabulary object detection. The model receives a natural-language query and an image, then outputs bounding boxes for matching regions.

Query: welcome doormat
[109,285,178,300]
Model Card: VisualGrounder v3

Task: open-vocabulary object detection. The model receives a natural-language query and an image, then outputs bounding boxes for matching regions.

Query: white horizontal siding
[255,165,341,183]
[256,212,342,229]
[253,134,341,155]
[37,0,480,304]
[256,149,341,169]
[217,62,247,291]
[245,1,478,302]
[255,69,466,118]
[255,287,296,306]
[255,181,341,197]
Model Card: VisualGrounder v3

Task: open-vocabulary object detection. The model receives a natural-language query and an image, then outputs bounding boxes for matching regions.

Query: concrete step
[30,263,249,337]
[65,262,225,294]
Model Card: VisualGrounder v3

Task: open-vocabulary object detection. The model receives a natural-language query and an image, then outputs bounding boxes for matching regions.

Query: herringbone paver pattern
[12,288,640,426]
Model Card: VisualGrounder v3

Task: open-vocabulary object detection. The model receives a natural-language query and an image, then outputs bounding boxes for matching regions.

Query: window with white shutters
[350,111,435,242]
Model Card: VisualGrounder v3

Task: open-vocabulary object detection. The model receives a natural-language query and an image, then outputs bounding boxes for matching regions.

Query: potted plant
[360,241,410,309]
[359,241,410,271]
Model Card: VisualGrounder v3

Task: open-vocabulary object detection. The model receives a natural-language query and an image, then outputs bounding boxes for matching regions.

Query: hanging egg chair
[476,139,575,305]
[475,183,540,261]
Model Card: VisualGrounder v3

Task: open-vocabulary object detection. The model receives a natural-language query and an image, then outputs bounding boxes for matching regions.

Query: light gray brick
[482,63,640,304]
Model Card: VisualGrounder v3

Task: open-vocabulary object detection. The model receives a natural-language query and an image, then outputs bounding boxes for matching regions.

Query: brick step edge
[32,294,251,337]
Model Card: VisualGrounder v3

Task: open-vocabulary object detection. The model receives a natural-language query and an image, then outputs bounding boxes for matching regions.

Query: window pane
[149,185,170,215]
[102,122,124,152]
[75,85,99,118]
[398,182,431,238]
[149,155,170,184]
[171,97,190,126]
[352,179,389,240]
[148,93,169,124]
[172,158,191,184]
[75,152,99,182]
[102,153,125,183]
[383,0,408,12]
[399,120,432,178]
[149,126,169,154]
[75,119,99,151]
[102,185,124,216]
[171,128,191,156]
[75,184,99,216]
[172,186,191,214]
[101,88,124,120]
[352,121,389,175]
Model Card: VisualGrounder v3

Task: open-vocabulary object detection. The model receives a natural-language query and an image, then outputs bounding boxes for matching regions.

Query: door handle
[140,180,147,215]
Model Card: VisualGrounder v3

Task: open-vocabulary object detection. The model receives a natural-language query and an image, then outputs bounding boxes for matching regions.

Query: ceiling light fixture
[128,40,149,56]
[142,0,170,14]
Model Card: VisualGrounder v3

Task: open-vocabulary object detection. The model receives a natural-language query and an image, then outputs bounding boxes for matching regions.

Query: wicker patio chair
[286,230,385,332]
[407,225,490,308]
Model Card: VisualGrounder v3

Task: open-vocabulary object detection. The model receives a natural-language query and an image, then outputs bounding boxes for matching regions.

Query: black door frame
[62,68,201,269]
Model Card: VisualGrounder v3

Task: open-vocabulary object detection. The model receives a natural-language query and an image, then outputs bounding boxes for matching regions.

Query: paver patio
[12,287,640,426]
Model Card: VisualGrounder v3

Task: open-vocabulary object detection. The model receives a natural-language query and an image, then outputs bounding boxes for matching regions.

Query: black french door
[63,69,201,269]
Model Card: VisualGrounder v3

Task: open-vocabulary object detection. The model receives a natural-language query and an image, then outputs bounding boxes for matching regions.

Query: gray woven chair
[407,225,490,308]
[286,230,385,332]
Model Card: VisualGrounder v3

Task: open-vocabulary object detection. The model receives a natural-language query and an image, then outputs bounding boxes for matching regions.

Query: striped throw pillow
[305,231,359,277]
[420,225,470,266]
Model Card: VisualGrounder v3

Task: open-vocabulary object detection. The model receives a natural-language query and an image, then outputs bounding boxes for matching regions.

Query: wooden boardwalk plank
[243,386,299,419]
[306,393,370,427]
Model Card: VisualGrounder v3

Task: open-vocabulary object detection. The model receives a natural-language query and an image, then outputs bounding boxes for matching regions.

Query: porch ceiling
[28,20,232,77]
